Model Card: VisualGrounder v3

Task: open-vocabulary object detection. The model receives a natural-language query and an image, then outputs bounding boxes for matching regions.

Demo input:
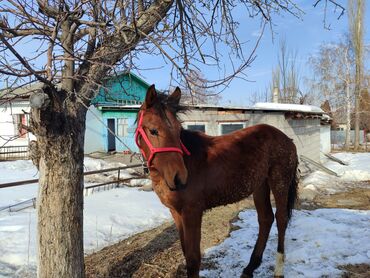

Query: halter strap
[135,111,190,166]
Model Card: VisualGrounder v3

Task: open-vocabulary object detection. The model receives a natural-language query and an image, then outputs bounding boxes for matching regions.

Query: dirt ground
[85,185,370,278]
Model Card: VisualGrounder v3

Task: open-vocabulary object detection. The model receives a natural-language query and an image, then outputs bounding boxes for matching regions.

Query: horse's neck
[180,129,209,170]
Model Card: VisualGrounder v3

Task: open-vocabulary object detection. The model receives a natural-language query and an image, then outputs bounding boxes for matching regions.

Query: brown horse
[135,85,299,278]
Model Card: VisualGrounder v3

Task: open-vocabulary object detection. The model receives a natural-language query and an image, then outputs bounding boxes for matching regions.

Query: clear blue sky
[135,1,370,106]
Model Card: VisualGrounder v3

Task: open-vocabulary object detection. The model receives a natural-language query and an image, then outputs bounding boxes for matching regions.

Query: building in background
[1,75,332,165]
[0,72,150,157]
[181,103,331,167]
[0,84,42,160]
[85,72,150,153]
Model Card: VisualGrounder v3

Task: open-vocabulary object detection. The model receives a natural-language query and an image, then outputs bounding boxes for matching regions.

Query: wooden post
[117,168,121,188]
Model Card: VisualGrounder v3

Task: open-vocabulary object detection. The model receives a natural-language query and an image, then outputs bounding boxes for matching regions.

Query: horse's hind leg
[241,182,274,278]
[270,170,294,278]
[271,191,289,278]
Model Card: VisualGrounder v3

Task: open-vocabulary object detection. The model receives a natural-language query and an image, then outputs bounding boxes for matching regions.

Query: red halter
[135,111,190,166]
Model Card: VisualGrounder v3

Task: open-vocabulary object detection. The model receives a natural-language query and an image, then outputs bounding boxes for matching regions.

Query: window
[12,114,27,138]
[117,118,128,137]
[187,124,206,133]
[220,123,244,135]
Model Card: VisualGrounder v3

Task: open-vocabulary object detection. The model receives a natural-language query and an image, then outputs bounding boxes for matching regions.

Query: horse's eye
[149,128,159,136]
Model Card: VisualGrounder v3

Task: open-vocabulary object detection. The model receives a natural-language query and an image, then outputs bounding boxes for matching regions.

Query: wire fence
[0,145,29,161]
[0,198,36,213]
[331,130,369,152]
[0,163,148,212]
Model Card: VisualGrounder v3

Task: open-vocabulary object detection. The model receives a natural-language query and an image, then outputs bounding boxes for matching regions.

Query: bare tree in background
[249,86,270,104]
[359,74,370,136]
[0,0,345,277]
[309,39,354,150]
[178,70,221,105]
[271,38,303,104]
[348,0,365,150]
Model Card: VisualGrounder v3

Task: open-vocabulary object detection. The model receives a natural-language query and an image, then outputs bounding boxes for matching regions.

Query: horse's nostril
[174,174,181,186]
[174,174,186,190]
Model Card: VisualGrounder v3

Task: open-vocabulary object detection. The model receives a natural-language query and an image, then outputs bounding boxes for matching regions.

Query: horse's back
[244,123,293,143]
[243,123,297,163]
[222,123,296,153]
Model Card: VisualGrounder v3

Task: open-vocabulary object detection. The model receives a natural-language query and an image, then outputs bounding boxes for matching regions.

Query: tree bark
[345,84,351,150]
[349,0,364,151]
[354,85,360,150]
[31,87,86,278]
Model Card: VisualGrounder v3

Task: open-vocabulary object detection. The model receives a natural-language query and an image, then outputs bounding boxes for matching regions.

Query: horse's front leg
[170,208,185,254]
[182,208,202,278]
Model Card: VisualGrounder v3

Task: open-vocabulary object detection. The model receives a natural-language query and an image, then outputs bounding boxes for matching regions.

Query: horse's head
[135,85,190,191]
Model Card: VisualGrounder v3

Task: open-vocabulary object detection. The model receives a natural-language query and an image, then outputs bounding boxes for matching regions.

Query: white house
[0,84,39,148]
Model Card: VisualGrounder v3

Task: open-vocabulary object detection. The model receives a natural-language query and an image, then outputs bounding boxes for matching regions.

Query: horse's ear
[144,84,157,108]
[169,87,181,105]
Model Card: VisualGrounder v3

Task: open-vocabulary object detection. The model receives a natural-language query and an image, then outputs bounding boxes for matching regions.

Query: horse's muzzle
[168,174,187,191]
[169,183,186,191]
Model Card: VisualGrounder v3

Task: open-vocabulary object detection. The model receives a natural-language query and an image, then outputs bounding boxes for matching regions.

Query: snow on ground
[0,158,163,278]
[0,157,145,208]
[0,160,39,209]
[302,152,370,194]
[0,152,369,277]
[201,152,370,277]
[83,157,134,183]
[201,209,370,278]
[83,187,170,252]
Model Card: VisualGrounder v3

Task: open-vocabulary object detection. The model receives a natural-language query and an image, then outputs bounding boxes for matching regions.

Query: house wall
[84,107,140,154]
[180,109,322,166]
[101,110,138,152]
[247,112,321,163]
[85,106,105,153]
[320,125,331,154]
[0,100,36,147]
[179,109,250,135]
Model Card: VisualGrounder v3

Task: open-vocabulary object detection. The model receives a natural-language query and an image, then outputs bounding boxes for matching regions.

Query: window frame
[183,122,208,133]
[117,118,128,137]
[218,122,246,135]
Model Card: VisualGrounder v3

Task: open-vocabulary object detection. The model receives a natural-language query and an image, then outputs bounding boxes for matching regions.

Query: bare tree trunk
[349,0,365,151]
[354,87,360,150]
[31,88,86,278]
[345,84,351,150]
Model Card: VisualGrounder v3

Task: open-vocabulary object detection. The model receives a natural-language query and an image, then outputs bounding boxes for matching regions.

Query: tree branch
[0,32,50,85]
[76,0,175,99]
[36,0,60,19]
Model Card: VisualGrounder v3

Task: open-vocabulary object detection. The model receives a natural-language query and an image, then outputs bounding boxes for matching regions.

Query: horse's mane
[151,92,188,121]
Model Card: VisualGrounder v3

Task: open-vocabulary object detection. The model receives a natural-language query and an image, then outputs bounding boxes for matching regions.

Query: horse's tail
[287,159,299,222]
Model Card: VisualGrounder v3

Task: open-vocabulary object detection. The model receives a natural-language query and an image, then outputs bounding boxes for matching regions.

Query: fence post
[117,168,121,188]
